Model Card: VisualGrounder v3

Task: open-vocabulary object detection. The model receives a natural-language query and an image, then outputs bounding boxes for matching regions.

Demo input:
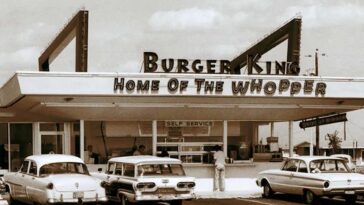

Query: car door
[11,160,29,201]
[277,159,299,194]
[25,161,42,203]
[290,160,309,195]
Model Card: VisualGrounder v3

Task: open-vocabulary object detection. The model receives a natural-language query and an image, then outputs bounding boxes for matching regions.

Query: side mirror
[98,168,103,172]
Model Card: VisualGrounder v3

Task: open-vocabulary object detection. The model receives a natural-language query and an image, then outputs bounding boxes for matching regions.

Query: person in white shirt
[213,145,225,192]
[133,145,146,156]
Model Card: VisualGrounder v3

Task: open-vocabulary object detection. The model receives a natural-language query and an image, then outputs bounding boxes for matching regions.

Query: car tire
[344,195,357,204]
[262,182,274,198]
[303,190,316,204]
[170,200,183,205]
[119,194,130,205]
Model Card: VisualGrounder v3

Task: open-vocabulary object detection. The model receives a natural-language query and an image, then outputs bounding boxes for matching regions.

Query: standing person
[213,145,225,192]
[133,145,146,156]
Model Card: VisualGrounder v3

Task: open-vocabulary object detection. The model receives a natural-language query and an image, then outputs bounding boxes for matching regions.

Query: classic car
[256,156,364,204]
[330,154,356,172]
[93,155,195,205]
[3,154,107,205]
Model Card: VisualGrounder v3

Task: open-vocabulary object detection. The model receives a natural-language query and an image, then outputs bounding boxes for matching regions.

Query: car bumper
[47,196,108,204]
[322,188,364,196]
[134,193,195,202]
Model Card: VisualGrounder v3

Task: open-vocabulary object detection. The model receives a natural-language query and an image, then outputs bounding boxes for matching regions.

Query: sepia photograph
[0,0,364,204]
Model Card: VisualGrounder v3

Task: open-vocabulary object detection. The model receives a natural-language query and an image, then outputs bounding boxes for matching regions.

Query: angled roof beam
[38,10,88,72]
[230,17,302,74]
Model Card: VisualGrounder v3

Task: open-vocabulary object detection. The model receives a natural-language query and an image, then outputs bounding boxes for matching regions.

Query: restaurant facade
[0,70,364,177]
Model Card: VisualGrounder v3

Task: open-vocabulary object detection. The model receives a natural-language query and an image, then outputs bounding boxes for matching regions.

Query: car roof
[330,154,352,159]
[108,155,182,164]
[288,156,343,163]
[25,154,84,168]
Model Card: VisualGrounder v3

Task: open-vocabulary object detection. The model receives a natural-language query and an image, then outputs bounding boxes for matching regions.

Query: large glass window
[157,121,222,163]
[41,134,63,154]
[10,123,33,171]
[0,123,8,170]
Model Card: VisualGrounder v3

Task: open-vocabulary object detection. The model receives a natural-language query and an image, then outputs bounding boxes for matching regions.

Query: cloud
[283,3,364,28]
[149,7,222,31]
[0,46,41,70]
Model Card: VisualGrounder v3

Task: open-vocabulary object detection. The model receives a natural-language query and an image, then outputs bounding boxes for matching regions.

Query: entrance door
[41,134,64,154]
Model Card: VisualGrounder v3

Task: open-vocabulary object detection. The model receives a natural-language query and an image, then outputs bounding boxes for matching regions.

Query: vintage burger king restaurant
[0,15,364,180]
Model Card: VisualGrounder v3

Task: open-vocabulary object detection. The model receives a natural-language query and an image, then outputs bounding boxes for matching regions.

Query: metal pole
[152,121,157,156]
[315,119,320,155]
[315,48,319,76]
[223,120,228,157]
[80,120,85,161]
[289,121,293,157]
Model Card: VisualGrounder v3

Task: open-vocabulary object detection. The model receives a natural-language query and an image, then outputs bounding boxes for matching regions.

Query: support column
[315,124,320,155]
[152,120,157,156]
[80,120,85,161]
[270,122,274,137]
[289,121,293,157]
[223,120,228,157]
[33,122,41,155]
[7,123,11,171]
[64,123,71,155]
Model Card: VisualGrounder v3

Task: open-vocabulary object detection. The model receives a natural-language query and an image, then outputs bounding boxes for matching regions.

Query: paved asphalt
[3,193,364,205]
[183,194,364,205]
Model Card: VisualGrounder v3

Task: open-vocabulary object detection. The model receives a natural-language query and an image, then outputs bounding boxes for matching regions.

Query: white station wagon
[93,156,195,205]
[257,156,364,204]
[3,154,107,205]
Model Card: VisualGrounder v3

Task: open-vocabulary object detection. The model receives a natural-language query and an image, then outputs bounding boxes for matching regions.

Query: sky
[1,0,364,149]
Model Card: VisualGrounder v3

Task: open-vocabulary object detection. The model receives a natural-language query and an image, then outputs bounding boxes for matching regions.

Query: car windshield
[137,164,185,177]
[309,159,349,173]
[39,162,89,177]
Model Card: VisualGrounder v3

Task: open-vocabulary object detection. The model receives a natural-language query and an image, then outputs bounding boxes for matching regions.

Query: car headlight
[100,181,107,188]
[324,181,330,188]
[46,183,54,190]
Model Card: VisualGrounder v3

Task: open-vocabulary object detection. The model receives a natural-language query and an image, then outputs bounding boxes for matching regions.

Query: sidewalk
[194,178,263,199]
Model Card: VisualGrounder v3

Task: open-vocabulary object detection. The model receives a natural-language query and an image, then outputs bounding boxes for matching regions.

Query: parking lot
[185,195,364,205]
[2,194,364,205]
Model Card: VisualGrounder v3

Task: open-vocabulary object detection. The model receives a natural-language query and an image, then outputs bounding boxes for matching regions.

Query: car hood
[47,174,100,192]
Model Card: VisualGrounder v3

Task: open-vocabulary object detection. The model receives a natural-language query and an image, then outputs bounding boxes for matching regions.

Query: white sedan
[256,156,364,204]
[93,155,195,205]
[3,154,107,205]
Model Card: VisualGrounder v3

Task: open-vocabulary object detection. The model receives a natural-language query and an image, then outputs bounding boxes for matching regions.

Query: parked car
[330,154,356,172]
[3,154,107,205]
[256,156,364,204]
[93,155,195,205]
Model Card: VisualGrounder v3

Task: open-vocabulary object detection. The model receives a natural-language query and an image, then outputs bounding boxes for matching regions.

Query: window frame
[28,160,38,176]
[20,160,30,174]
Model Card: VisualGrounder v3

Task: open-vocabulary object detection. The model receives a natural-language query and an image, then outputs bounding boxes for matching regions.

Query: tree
[327,130,342,154]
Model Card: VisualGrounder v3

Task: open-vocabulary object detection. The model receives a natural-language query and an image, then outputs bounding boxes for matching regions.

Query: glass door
[41,134,64,154]
[39,123,65,155]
